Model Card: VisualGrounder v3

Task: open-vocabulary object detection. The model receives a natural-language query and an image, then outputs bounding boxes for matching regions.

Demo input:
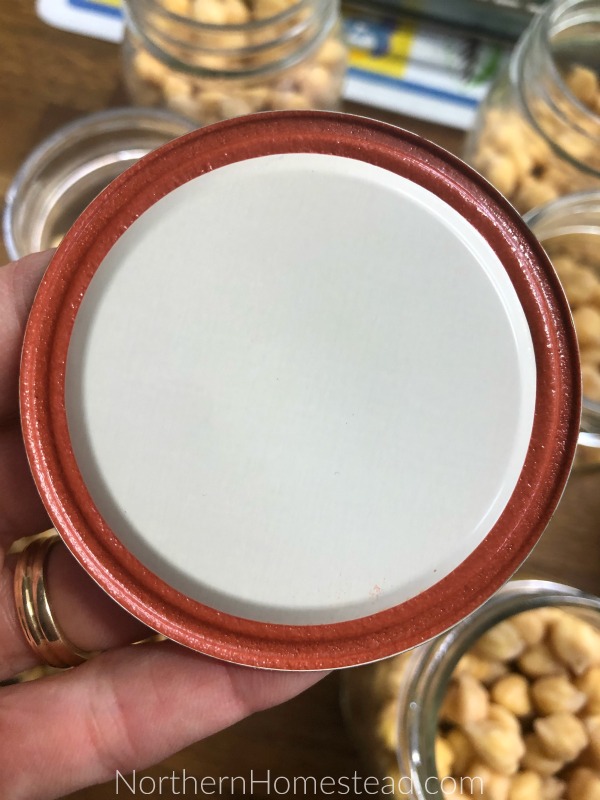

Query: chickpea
[223,0,251,24]
[517,643,566,679]
[454,653,508,685]
[550,254,578,280]
[583,715,600,772]
[533,712,588,762]
[566,65,599,111]
[440,674,490,726]
[511,610,554,647]
[566,767,600,800]
[555,129,595,162]
[218,94,255,119]
[561,266,600,308]
[492,675,532,717]
[540,776,565,800]
[465,760,511,800]
[531,675,587,715]
[581,349,600,369]
[473,620,526,662]
[584,715,600,768]
[297,64,339,107]
[488,703,522,734]
[464,717,525,775]
[192,0,228,24]
[436,736,454,779]
[508,771,543,800]
[577,666,600,714]
[549,614,600,675]
[315,37,347,70]
[521,733,565,776]
[446,727,474,776]
[514,178,558,213]
[574,305,600,348]
[484,156,519,198]
[164,0,190,14]
[166,90,201,121]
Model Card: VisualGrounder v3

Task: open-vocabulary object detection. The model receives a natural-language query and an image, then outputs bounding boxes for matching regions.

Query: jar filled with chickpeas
[464,0,600,215]
[342,580,600,799]
[524,190,600,461]
[121,0,347,126]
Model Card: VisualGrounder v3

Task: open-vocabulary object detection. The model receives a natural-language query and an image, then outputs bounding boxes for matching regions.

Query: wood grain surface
[1,3,599,799]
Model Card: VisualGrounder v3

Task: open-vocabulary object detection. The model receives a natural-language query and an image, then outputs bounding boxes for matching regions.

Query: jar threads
[122,0,347,125]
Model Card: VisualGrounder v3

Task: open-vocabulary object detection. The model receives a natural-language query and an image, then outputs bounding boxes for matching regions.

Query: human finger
[0,423,51,549]
[0,641,324,800]
[0,251,54,548]
[1,540,149,680]
[0,251,52,425]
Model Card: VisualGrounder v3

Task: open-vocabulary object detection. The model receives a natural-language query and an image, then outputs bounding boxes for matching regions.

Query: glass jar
[342,579,600,799]
[395,580,600,799]
[2,107,194,260]
[121,0,347,126]
[524,191,600,460]
[464,0,600,215]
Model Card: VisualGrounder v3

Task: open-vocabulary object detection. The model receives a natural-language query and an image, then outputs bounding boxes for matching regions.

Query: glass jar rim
[524,187,600,232]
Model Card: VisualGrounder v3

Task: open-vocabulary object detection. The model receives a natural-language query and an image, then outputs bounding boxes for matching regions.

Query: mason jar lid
[20,111,580,670]
[3,107,195,261]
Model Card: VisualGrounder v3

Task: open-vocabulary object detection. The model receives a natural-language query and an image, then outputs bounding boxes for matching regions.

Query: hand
[0,251,324,800]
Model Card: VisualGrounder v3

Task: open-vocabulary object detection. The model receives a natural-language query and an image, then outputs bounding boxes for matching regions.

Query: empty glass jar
[121,0,347,126]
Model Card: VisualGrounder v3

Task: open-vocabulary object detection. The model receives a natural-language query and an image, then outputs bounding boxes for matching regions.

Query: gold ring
[13,532,94,668]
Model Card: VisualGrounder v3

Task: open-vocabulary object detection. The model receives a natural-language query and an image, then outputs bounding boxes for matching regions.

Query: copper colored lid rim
[20,111,580,669]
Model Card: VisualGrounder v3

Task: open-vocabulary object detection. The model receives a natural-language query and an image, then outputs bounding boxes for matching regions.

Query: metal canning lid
[3,107,195,261]
[20,111,581,670]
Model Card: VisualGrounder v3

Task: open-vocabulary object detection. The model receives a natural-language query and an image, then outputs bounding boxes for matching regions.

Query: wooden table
[1,4,599,799]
